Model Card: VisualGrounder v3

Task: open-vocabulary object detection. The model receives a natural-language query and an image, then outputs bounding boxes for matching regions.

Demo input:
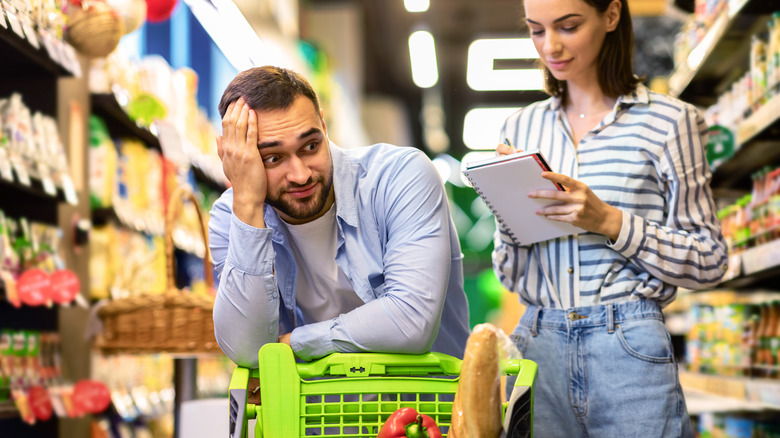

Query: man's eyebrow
[257,128,323,149]
[298,127,322,140]
[526,14,582,25]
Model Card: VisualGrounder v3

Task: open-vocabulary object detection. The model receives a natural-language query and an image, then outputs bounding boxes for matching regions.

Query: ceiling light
[466,38,543,91]
[409,30,439,88]
[404,0,429,12]
[463,107,522,150]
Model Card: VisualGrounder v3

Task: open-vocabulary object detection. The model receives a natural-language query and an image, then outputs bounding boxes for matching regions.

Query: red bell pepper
[377,407,443,438]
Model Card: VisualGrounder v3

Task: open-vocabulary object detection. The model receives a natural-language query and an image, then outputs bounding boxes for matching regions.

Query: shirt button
[567,267,574,274]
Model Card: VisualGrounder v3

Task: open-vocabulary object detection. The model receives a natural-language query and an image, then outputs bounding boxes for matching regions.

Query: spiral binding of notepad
[467,176,518,245]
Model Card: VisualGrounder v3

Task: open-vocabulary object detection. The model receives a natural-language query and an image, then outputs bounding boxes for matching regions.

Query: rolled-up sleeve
[607,105,728,291]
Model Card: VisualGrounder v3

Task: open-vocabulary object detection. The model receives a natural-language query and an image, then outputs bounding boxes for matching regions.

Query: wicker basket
[97,187,220,354]
[65,0,124,58]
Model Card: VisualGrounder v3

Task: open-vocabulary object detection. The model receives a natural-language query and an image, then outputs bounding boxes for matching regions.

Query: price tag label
[4,8,24,39]
[20,18,39,50]
[0,148,14,181]
[11,156,31,186]
[37,162,56,196]
[61,174,78,205]
[40,31,59,64]
[60,43,81,77]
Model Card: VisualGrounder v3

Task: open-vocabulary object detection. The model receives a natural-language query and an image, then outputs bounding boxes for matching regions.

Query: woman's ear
[605,0,622,32]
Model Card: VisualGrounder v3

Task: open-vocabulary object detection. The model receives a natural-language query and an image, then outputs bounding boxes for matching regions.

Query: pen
[504,138,513,148]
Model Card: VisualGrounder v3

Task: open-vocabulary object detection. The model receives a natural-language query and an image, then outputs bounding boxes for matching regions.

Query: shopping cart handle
[296,350,462,378]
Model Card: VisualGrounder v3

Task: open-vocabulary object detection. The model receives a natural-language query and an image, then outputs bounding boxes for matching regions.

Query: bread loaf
[449,323,502,438]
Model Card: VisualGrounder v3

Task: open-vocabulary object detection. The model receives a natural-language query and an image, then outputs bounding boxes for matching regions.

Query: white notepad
[462,150,583,246]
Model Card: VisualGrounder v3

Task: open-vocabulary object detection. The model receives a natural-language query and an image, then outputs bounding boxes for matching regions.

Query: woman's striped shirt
[492,83,729,309]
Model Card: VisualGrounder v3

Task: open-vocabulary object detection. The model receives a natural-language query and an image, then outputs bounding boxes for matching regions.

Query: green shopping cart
[228,343,537,437]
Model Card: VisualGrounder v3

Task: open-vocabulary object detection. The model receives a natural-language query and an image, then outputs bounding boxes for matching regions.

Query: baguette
[450,323,502,438]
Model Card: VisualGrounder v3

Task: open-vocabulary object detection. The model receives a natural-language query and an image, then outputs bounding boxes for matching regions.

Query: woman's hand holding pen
[496,139,622,241]
[496,140,520,156]
[217,97,267,228]
[532,172,622,241]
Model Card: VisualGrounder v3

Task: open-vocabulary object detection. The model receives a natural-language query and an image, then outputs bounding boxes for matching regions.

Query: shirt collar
[328,143,360,229]
[616,82,649,109]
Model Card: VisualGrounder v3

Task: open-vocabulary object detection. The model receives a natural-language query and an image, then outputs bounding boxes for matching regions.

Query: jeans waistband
[521,300,664,335]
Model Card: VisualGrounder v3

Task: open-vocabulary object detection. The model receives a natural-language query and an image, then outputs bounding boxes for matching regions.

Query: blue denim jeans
[506,300,694,438]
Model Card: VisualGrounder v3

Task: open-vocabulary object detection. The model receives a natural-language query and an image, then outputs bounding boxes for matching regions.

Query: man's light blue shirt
[209,143,470,368]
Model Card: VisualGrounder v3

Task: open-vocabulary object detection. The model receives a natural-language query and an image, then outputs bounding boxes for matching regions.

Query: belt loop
[529,306,542,337]
[606,303,615,334]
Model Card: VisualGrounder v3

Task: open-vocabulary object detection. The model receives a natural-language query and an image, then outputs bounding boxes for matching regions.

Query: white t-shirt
[283,204,364,323]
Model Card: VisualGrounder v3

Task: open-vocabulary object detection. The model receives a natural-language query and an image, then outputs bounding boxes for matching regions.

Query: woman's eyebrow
[526,14,582,25]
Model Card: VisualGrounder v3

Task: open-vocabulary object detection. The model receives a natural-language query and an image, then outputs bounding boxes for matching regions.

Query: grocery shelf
[0,178,64,225]
[0,300,58,331]
[714,240,780,290]
[90,93,227,190]
[91,205,207,258]
[0,12,77,78]
[684,388,768,415]
[668,0,775,105]
[0,400,18,420]
[712,91,780,191]
[90,93,161,150]
[680,370,780,411]
[736,92,780,146]
[740,239,780,277]
[711,138,780,191]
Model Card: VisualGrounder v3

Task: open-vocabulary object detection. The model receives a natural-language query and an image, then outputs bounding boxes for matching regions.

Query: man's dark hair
[218,66,321,117]
[540,0,639,99]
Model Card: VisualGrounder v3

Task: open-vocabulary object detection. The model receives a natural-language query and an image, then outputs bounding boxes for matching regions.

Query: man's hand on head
[218,97,267,228]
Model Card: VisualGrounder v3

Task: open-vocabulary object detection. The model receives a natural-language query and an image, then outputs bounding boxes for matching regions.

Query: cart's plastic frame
[228,343,536,437]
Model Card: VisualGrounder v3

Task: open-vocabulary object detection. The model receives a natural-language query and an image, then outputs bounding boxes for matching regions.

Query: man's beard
[266,174,333,221]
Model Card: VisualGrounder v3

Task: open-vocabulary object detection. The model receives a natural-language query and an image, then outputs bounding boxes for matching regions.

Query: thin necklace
[566,105,586,119]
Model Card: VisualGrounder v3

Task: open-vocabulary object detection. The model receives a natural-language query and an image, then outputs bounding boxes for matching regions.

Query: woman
[494,0,728,436]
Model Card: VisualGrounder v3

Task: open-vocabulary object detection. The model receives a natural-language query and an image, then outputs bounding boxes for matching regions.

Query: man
[209,66,470,368]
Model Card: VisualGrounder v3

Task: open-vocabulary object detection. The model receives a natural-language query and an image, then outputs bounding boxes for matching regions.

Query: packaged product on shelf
[92,353,174,430]
[7,330,36,424]
[683,292,780,378]
[88,115,117,209]
[734,195,752,252]
[0,102,13,182]
[39,113,72,196]
[769,13,780,95]
[0,94,32,186]
[30,112,56,195]
[750,34,769,108]
[697,413,780,438]
[87,226,115,300]
[758,301,780,376]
